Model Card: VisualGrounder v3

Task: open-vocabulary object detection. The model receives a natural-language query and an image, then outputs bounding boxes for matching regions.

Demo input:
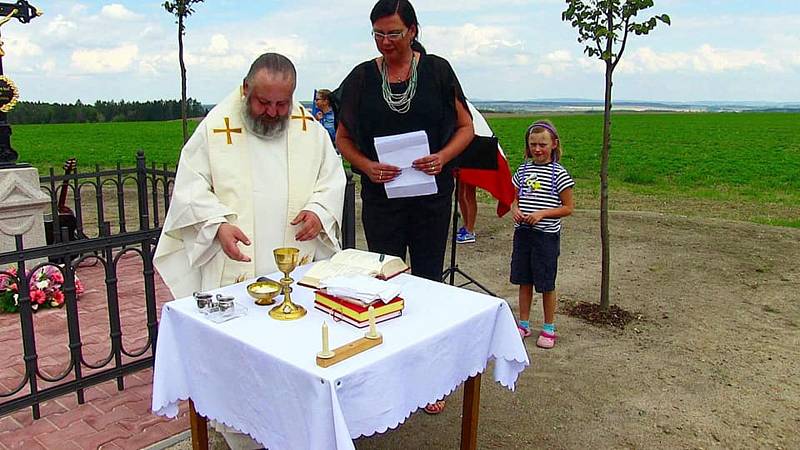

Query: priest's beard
[241,96,290,139]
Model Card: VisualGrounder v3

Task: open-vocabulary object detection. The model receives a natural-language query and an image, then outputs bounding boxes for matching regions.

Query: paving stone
[108,422,179,450]
[158,416,190,438]
[117,413,164,434]
[48,402,101,429]
[71,424,131,450]
[6,437,46,450]
[36,420,96,448]
[84,405,136,432]
[1,253,176,449]
[0,418,20,434]
[0,418,55,448]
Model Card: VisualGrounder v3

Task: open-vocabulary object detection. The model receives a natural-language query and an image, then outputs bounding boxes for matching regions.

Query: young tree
[163,0,204,143]
[562,0,669,309]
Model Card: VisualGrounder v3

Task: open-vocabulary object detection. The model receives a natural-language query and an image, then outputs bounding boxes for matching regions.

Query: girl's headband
[527,121,559,141]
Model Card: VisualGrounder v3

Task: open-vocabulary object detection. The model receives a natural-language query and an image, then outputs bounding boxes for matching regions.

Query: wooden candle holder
[316,335,383,368]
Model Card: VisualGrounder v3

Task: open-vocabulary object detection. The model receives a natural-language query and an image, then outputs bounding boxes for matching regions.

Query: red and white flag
[457,103,516,217]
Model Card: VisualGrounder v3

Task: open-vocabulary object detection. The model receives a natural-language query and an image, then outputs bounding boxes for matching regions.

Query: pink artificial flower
[30,290,46,305]
[52,290,65,305]
[9,283,17,293]
[7,267,17,276]
[50,270,64,284]
[75,279,85,296]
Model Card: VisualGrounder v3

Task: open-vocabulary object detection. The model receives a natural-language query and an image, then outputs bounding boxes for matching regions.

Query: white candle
[322,321,330,354]
[368,305,377,336]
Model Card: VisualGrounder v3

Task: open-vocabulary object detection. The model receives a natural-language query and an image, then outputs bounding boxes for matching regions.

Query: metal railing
[1,151,355,419]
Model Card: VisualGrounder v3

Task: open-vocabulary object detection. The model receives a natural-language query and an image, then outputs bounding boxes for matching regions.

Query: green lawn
[12,120,199,170]
[11,112,800,227]
[489,112,800,227]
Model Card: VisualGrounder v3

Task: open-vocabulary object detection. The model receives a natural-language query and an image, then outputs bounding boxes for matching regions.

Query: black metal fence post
[136,151,150,231]
[116,162,127,234]
[47,167,61,244]
[342,169,356,249]
[94,164,105,230]
[98,222,124,391]
[62,255,85,405]
[14,235,40,419]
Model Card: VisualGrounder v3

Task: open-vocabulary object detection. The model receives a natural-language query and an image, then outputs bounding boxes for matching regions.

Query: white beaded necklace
[380,55,418,114]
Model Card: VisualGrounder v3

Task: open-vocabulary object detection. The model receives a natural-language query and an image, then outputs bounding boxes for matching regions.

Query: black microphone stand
[441,168,496,296]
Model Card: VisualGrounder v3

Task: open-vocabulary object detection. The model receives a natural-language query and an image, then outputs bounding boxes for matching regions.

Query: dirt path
[170,203,800,449]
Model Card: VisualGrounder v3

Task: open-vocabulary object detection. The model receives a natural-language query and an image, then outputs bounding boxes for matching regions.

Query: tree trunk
[599,6,614,310]
[178,15,188,144]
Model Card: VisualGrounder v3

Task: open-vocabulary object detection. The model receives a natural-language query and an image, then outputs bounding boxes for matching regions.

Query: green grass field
[11,112,800,227]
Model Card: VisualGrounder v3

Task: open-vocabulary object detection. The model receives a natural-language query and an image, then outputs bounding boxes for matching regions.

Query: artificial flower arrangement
[0,266,85,313]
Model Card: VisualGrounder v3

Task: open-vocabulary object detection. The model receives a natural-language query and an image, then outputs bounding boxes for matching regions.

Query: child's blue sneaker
[457,230,476,244]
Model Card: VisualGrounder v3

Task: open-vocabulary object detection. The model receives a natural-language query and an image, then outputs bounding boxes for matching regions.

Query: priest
[154,53,346,300]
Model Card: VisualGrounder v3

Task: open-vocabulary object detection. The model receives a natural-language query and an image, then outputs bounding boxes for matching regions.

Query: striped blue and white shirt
[512,160,575,233]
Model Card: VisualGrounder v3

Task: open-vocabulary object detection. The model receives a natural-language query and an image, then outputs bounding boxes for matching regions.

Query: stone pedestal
[0,167,50,264]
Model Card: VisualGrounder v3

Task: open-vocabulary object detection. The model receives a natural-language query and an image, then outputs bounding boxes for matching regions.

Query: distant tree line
[8,99,207,124]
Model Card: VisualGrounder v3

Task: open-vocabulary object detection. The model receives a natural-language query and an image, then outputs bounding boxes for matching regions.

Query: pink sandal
[518,324,532,338]
[424,400,446,415]
[536,331,556,349]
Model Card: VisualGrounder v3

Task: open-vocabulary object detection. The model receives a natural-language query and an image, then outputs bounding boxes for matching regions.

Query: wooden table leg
[460,373,482,450]
[189,399,209,450]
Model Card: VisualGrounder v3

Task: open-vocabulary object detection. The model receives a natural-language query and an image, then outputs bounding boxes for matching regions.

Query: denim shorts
[510,226,560,293]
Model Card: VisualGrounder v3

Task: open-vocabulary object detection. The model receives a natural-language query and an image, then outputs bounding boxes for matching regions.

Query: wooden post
[460,374,482,450]
[189,399,209,450]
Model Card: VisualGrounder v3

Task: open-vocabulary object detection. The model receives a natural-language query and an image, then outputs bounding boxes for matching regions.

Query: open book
[298,248,409,289]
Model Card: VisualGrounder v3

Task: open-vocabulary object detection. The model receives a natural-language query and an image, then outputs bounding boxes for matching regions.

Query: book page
[330,249,408,277]
[299,260,377,288]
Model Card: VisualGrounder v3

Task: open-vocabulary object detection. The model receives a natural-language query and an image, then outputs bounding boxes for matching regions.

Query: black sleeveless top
[337,53,468,201]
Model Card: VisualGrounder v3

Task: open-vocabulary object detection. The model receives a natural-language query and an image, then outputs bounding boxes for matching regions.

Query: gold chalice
[269,247,307,320]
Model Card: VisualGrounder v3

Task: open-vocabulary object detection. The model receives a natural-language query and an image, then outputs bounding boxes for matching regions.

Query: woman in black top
[336,0,474,285]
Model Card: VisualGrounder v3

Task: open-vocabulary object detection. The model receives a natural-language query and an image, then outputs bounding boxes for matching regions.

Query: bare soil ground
[167,200,800,450]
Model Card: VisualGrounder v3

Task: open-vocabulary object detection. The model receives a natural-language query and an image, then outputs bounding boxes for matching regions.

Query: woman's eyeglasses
[372,30,407,41]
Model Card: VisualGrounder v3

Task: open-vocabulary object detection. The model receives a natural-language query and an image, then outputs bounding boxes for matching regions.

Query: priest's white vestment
[154,88,346,299]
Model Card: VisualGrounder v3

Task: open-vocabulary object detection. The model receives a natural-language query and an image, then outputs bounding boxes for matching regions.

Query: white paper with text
[374,130,438,198]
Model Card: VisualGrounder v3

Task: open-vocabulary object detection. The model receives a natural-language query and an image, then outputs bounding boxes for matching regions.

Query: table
[152,267,528,450]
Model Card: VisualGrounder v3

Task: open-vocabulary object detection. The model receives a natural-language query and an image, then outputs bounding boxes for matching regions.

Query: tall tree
[562,0,669,309]
[163,0,204,143]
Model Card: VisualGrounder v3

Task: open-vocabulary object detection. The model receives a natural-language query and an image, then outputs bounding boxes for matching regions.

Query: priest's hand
[292,210,322,241]
[216,223,252,262]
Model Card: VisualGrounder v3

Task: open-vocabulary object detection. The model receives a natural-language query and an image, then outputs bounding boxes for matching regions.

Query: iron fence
[1,151,355,420]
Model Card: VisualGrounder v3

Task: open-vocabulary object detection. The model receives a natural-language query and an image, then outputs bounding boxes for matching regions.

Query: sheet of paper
[374,130,438,198]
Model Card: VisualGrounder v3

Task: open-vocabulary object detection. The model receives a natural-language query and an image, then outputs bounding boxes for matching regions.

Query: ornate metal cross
[0,1,42,169]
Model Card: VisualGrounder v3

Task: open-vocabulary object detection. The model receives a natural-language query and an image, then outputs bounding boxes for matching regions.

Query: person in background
[315,88,337,144]
[510,120,574,349]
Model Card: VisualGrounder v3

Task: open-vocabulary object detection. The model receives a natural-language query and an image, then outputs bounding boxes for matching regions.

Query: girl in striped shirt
[510,120,575,348]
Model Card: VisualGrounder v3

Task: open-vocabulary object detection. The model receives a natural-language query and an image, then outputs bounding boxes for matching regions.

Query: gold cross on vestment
[290,106,314,131]
[213,117,242,145]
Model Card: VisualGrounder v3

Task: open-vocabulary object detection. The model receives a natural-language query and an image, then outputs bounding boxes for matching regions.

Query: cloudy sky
[6,0,800,104]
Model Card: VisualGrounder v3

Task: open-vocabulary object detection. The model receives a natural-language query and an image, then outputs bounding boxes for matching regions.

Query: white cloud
[35,59,57,75]
[71,44,139,74]
[427,23,525,66]
[619,45,776,74]
[101,4,142,21]
[45,14,79,39]
[207,34,230,56]
[6,36,42,58]
[535,50,574,76]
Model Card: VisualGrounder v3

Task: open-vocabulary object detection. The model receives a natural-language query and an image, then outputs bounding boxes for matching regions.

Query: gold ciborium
[269,247,307,320]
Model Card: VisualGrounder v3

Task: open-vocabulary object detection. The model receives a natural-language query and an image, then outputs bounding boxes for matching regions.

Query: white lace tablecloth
[152,266,529,450]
